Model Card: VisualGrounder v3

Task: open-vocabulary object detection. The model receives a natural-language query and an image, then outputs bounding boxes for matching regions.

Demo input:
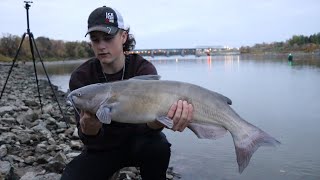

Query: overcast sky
[1,0,319,49]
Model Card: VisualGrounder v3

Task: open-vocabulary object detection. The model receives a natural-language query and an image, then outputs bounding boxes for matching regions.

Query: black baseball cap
[85,6,127,37]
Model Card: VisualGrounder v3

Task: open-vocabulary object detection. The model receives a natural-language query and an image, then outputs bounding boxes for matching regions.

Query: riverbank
[240,51,320,58]
[0,64,178,180]
[1,51,320,63]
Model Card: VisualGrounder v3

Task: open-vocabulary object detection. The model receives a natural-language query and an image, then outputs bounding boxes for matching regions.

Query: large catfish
[67,75,280,173]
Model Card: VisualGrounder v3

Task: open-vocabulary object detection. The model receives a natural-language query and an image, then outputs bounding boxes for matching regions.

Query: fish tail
[233,128,280,173]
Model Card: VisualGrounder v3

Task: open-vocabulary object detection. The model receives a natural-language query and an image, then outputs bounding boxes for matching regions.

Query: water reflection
[207,55,212,69]
[37,60,85,75]
[223,55,240,72]
[289,59,320,69]
[39,55,320,76]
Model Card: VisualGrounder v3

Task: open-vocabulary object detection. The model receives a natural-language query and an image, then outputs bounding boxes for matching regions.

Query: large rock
[51,152,68,164]
[7,95,16,101]
[35,143,48,154]
[44,152,67,173]
[0,145,7,158]
[20,171,61,180]
[0,117,15,125]
[72,127,79,138]
[0,106,14,116]
[40,113,51,120]
[36,154,49,164]
[7,155,25,163]
[47,137,56,145]
[35,173,61,180]
[70,140,82,150]
[0,160,12,179]
[31,121,52,138]
[66,152,80,159]
[0,132,16,144]
[20,171,39,180]
[16,132,32,144]
[16,109,38,126]
[44,161,65,174]
[56,121,68,129]
[58,133,66,140]
[0,125,10,132]
[24,156,36,165]
[23,99,39,107]
[56,144,71,153]
[43,104,54,114]
[62,127,76,138]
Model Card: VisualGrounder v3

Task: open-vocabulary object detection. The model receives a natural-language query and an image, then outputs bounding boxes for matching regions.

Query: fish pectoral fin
[188,123,227,140]
[96,105,111,124]
[156,116,173,129]
[129,75,161,80]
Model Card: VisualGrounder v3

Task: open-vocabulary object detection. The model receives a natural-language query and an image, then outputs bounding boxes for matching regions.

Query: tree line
[240,33,320,54]
[0,33,94,61]
[1,32,320,61]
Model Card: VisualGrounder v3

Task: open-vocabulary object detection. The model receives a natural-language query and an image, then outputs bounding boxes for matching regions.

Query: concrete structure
[127,46,240,57]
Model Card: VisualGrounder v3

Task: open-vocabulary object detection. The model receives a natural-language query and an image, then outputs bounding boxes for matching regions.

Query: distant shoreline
[1,52,319,63]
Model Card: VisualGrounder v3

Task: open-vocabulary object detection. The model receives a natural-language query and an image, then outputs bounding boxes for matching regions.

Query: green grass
[0,54,12,62]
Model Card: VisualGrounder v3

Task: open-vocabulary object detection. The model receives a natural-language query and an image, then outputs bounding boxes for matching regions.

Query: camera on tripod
[24,1,33,8]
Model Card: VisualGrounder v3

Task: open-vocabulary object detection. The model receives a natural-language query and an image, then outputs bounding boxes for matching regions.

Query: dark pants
[61,132,171,180]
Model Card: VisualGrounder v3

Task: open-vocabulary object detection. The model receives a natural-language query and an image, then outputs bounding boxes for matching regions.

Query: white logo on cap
[106,12,114,23]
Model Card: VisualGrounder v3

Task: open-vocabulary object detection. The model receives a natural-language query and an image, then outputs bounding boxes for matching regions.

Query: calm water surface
[39,55,320,180]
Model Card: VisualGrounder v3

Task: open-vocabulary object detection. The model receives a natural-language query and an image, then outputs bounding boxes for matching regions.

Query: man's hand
[80,111,102,135]
[147,100,193,131]
[168,100,193,132]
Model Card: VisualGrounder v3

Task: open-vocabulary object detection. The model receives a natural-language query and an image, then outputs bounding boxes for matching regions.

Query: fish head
[67,83,113,114]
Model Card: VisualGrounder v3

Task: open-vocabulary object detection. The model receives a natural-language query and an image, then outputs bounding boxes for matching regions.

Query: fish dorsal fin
[222,95,232,105]
[214,92,232,105]
[130,75,161,80]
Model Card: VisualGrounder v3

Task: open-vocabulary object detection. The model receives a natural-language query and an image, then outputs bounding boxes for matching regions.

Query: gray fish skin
[68,76,280,173]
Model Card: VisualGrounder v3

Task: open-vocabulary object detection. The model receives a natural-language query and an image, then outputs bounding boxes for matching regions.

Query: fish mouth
[66,95,80,116]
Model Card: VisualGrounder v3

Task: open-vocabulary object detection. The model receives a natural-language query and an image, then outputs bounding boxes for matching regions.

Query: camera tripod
[0,1,68,126]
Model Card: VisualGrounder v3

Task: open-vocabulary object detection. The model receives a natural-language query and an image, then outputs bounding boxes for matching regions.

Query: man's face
[90,30,127,64]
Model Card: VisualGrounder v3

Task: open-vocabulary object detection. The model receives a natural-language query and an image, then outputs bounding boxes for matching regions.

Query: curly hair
[122,28,136,52]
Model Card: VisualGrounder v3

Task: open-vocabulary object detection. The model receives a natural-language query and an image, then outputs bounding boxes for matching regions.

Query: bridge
[127,46,240,57]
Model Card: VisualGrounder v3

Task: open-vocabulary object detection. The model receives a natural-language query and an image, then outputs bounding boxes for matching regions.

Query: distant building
[126,46,239,57]
[195,46,239,56]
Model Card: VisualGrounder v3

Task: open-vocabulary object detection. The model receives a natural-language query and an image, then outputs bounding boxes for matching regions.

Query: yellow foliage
[0,54,12,62]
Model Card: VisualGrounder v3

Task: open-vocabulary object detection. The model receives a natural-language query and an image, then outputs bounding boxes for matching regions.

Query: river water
[38,55,320,180]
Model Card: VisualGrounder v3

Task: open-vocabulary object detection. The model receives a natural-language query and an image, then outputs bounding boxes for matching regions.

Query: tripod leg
[0,33,27,100]
[30,33,69,127]
[28,33,43,113]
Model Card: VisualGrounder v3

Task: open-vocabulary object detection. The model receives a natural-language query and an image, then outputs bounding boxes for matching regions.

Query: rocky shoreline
[0,63,179,180]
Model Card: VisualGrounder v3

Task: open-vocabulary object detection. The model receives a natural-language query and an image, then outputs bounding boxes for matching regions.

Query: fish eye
[77,92,81,97]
